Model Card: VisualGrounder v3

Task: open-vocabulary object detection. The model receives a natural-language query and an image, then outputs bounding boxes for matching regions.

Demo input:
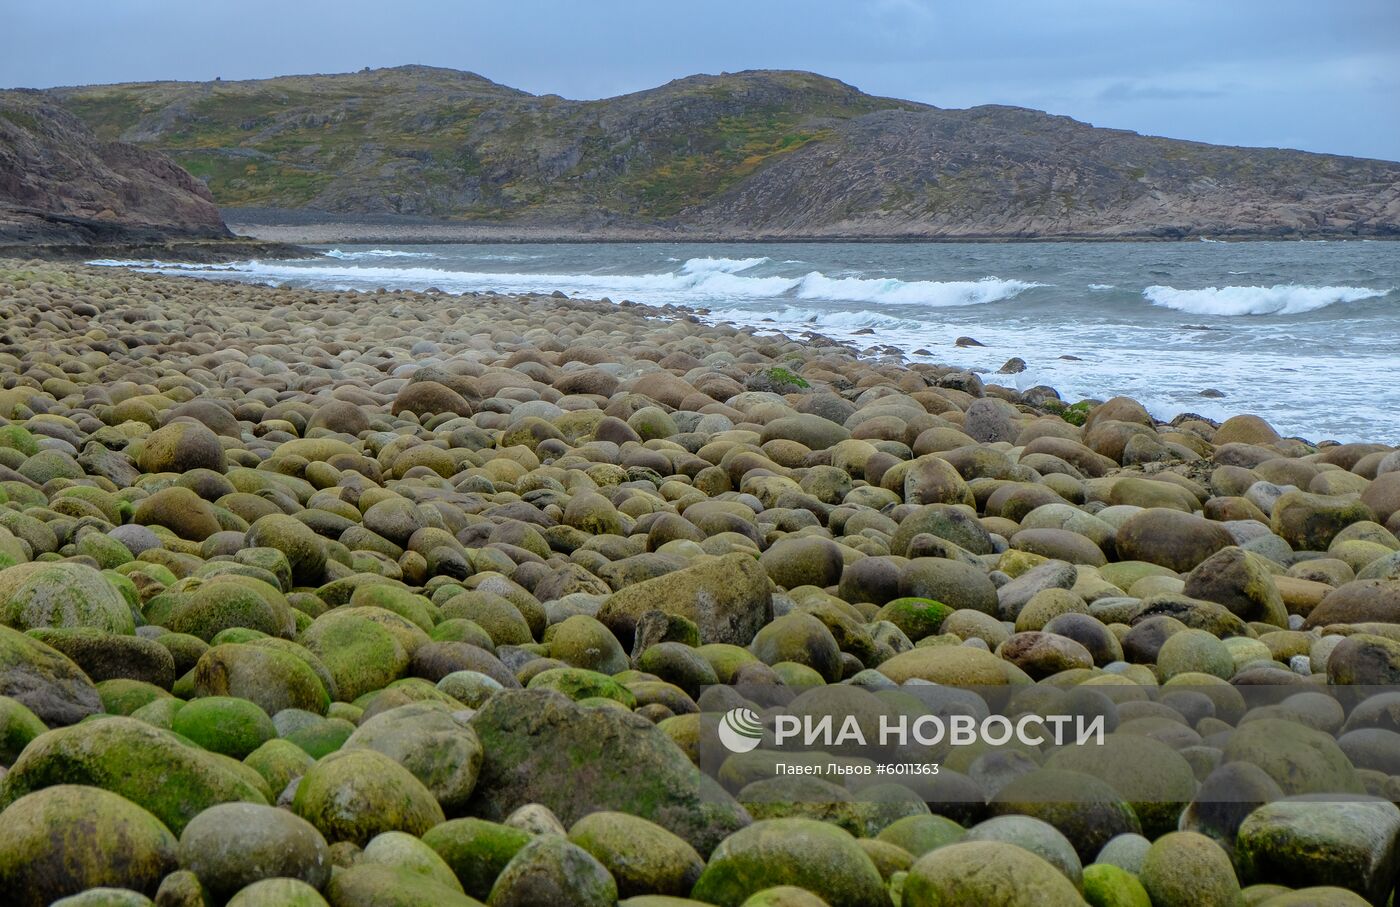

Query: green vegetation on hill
[45,65,1400,238]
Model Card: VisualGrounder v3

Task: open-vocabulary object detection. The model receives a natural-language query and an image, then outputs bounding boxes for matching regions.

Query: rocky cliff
[0,90,230,246]
[47,67,1400,240]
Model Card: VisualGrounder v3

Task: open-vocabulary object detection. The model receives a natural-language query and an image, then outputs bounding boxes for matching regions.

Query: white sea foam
[101,256,1039,310]
[1087,284,1116,291]
[323,249,437,260]
[1143,284,1389,316]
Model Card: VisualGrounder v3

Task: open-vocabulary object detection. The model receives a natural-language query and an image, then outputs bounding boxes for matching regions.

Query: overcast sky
[4,0,1397,160]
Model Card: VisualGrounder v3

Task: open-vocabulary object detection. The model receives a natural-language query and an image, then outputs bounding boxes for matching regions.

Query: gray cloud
[2,0,1397,160]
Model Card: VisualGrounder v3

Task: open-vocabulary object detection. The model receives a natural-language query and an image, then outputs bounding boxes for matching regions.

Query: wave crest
[1144,284,1389,316]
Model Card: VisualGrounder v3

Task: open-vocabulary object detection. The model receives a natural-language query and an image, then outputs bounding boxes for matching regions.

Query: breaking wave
[1143,283,1389,316]
[93,256,1041,309]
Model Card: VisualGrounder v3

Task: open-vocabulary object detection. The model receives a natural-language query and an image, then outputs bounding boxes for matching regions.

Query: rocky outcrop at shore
[2,261,1400,904]
[48,66,1400,240]
[0,91,231,247]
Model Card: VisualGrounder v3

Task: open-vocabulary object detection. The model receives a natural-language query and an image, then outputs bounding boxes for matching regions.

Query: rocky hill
[0,90,231,246]
[47,66,1400,240]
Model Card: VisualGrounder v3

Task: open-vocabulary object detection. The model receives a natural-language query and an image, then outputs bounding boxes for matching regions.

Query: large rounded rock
[177,802,330,900]
[300,610,410,702]
[488,835,618,907]
[690,818,889,907]
[568,810,704,898]
[760,537,846,590]
[964,815,1083,886]
[897,558,998,614]
[0,562,134,634]
[0,716,269,834]
[761,415,851,450]
[227,878,330,906]
[134,486,222,542]
[1222,718,1364,797]
[0,624,103,725]
[1235,796,1400,905]
[467,689,748,856]
[1271,492,1375,552]
[421,818,532,901]
[877,645,1028,687]
[343,700,483,813]
[597,553,773,648]
[138,421,227,474]
[0,784,177,907]
[1045,734,1199,838]
[245,515,327,586]
[193,642,330,716]
[291,748,444,845]
[1139,831,1242,907]
[167,577,295,642]
[1305,582,1400,631]
[1115,509,1235,572]
[1183,547,1288,627]
[902,840,1084,907]
[324,862,479,906]
[171,696,276,759]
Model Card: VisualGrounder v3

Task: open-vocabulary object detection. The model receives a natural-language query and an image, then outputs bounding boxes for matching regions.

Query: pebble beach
[2,258,1400,907]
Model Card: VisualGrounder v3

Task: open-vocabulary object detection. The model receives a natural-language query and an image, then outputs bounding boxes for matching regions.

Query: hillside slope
[0,90,230,245]
[48,66,1400,240]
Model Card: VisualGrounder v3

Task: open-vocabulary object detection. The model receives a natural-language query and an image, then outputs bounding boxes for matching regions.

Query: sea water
[95,240,1400,443]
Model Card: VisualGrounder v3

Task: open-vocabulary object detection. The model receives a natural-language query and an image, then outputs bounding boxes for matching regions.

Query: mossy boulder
[193,642,330,716]
[171,696,276,759]
[1045,734,1199,838]
[1139,831,1242,907]
[27,628,176,689]
[291,747,445,845]
[0,561,134,634]
[165,577,295,643]
[177,801,331,899]
[1271,492,1376,552]
[422,817,532,901]
[243,737,314,794]
[324,862,481,907]
[361,830,464,891]
[1235,797,1400,905]
[468,689,749,855]
[138,421,227,474]
[1115,509,1235,573]
[0,784,177,907]
[0,716,270,833]
[965,815,1083,886]
[1222,719,1364,797]
[902,840,1084,907]
[876,645,1029,687]
[134,486,222,542]
[343,700,482,813]
[874,598,953,642]
[527,666,638,707]
[246,514,327,586]
[227,878,330,906]
[488,835,618,907]
[569,810,705,898]
[300,609,410,702]
[597,553,772,647]
[1082,863,1151,907]
[548,614,629,675]
[1183,547,1288,627]
[0,624,102,725]
[691,818,888,907]
[751,612,843,683]
[990,768,1143,864]
[0,693,46,763]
